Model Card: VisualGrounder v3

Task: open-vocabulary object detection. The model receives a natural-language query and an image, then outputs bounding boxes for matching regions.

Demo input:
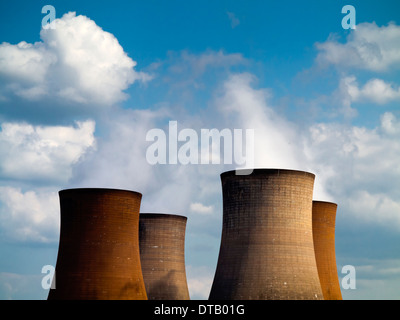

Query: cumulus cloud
[190,202,213,214]
[309,21,400,120]
[381,112,400,135]
[0,187,59,243]
[340,76,400,105]
[0,41,55,86]
[346,191,400,227]
[306,112,400,228]
[0,120,95,183]
[0,12,151,113]
[323,74,400,120]
[316,22,400,71]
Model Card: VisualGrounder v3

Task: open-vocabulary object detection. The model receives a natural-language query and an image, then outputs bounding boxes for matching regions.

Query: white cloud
[0,41,55,85]
[306,112,400,229]
[346,191,400,227]
[190,202,213,214]
[339,259,400,300]
[140,48,246,90]
[0,120,95,183]
[67,108,227,226]
[69,109,158,187]
[0,187,59,243]
[186,265,214,299]
[0,272,46,300]
[169,50,246,76]
[162,50,247,96]
[227,12,240,29]
[340,76,400,105]
[381,112,400,135]
[312,21,400,119]
[68,108,196,214]
[0,12,151,109]
[316,22,400,71]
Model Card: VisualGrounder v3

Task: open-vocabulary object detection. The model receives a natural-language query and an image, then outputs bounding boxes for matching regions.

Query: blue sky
[1,0,400,299]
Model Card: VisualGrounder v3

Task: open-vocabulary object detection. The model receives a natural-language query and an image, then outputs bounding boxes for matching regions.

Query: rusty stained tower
[312,201,342,300]
[209,169,323,300]
[48,188,147,300]
[139,213,190,300]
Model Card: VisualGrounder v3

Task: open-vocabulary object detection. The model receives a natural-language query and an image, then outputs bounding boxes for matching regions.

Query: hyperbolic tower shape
[209,169,323,300]
[48,188,147,300]
[139,213,190,300]
[312,201,342,300]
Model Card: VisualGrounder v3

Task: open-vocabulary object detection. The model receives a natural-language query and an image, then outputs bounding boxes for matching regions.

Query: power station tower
[48,188,147,300]
[312,201,342,300]
[139,213,190,300]
[209,169,323,300]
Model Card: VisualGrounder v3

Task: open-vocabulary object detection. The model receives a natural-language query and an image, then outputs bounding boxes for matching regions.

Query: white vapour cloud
[0,12,151,108]
[216,73,308,171]
[69,109,161,189]
[0,120,95,183]
[68,107,219,218]
[316,22,400,72]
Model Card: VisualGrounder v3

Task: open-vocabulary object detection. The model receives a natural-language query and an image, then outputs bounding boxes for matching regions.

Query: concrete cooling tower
[209,169,323,300]
[139,213,190,300]
[312,201,342,300]
[48,188,147,300]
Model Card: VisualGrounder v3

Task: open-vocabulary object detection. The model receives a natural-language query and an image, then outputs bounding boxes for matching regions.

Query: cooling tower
[48,188,147,300]
[139,213,190,300]
[312,201,342,300]
[209,169,323,300]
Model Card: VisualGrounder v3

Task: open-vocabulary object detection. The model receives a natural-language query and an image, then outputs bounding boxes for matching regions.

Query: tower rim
[140,213,188,221]
[221,168,315,179]
[59,188,142,197]
[313,200,338,208]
